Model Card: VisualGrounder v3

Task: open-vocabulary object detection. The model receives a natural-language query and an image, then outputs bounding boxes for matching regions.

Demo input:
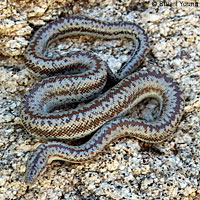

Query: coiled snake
[19,16,184,183]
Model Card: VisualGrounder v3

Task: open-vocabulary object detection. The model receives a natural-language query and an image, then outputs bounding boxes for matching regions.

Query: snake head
[24,144,48,184]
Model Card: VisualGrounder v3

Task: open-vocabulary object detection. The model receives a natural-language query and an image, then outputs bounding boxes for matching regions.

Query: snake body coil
[19,16,184,184]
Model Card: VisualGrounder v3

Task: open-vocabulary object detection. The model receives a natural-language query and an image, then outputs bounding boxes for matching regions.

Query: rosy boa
[19,16,184,183]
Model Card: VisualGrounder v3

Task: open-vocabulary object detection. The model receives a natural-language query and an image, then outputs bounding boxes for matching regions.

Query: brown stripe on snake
[19,16,184,183]
[24,15,148,80]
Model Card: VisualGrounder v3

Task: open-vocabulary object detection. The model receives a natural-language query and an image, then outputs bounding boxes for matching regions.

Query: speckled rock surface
[0,0,200,199]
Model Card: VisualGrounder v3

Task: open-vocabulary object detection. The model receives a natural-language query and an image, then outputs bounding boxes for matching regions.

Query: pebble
[4,113,14,122]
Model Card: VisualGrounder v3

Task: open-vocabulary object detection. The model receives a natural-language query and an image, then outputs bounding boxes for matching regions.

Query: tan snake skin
[19,16,184,183]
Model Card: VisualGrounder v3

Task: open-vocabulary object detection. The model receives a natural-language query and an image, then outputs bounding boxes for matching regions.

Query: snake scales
[19,16,184,183]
